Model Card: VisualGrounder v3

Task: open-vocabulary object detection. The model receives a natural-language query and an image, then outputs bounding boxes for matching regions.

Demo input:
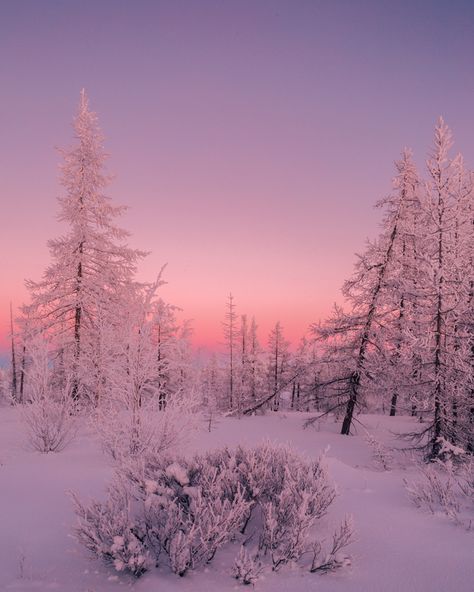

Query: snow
[165,462,190,486]
[0,407,472,591]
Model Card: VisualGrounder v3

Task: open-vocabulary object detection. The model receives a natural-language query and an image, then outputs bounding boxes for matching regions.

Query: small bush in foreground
[404,442,474,529]
[71,441,353,580]
[23,395,76,453]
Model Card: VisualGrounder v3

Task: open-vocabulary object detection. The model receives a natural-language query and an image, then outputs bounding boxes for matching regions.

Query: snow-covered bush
[96,397,197,463]
[22,336,76,453]
[364,431,392,471]
[71,442,348,579]
[404,461,459,520]
[0,368,11,406]
[435,437,467,464]
[23,395,76,453]
[235,441,335,517]
[458,460,474,501]
[230,443,335,570]
[231,546,262,585]
[309,515,354,573]
[70,482,150,577]
[141,463,251,576]
[404,453,474,528]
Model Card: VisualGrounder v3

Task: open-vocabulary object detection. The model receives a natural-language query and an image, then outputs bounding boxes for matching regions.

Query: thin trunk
[431,172,445,460]
[10,303,17,403]
[71,242,83,402]
[19,345,26,404]
[341,194,406,435]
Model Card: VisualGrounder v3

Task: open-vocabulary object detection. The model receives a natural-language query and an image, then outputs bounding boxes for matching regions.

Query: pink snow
[0,407,472,591]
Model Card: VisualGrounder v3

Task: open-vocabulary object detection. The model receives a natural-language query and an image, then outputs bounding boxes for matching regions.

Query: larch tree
[292,336,320,412]
[21,90,145,403]
[150,297,181,410]
[237,314,253,412]
[414,119,473,457]
[314,148,422,435]
[222,293,238,410]
[10,302,18,403]
[248,316,264,402]
[267,321,290,411]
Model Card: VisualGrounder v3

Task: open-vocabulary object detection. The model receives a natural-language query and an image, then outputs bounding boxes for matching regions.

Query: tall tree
[10,302,18,403]
[415,119,473,457]
[314,149,421,435]
[21,90,145,403]
[267,322,290,411]
[248,316,264,402]
[222,293,237,410]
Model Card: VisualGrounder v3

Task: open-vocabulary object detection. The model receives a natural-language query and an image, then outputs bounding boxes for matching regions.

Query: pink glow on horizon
[2,2,474,358]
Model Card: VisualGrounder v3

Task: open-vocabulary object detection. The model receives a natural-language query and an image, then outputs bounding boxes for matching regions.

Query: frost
[166,462,189,486]
[144,480,158,494]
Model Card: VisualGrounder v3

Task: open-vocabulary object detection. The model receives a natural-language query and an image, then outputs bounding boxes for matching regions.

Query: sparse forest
[1,93,473,592]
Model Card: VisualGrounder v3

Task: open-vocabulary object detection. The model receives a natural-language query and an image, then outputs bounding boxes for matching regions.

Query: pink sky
[2,1,474,356]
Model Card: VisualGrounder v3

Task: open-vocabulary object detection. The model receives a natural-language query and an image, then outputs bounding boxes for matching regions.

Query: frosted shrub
[364,431,392,471]
[309,516,354,573]
[260,497,308,570]
[234,442,335,518]
[231,546,262,585]
[229,442,337,569]
[458,460,474,501]
[97,399,196,463]
[258,476,335,570]
[404,462,459,520]
[436,437,467,463]
[72,442,349,579]
[132,453,251,576]
[23,395,76,453]
[70,483,150,577]
[142,464,251,576]
[404,454,474,528]
[22,336,76,453]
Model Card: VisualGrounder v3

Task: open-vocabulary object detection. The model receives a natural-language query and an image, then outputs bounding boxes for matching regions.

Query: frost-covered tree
[314,149,422,434]
[149,298,194,410]
[21,90,145,403]
[291,336,320,412]
[9,302,18,403]
[248,316,265,402]
[222,293,238,410]
[266,322,290,411]
[413,119,473,457]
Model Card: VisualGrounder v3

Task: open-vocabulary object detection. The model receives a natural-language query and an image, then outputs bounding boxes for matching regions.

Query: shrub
[70,482,150,577]
[23,394,76,453]
[404,452,474,528]
[231,546,262,585]
[71,442,351,579]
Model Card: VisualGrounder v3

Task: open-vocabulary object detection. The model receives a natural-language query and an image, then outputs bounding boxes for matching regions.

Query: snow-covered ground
[0,407,472,591]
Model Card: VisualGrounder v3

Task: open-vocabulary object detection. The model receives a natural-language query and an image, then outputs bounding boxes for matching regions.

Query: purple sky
[2,0,474,353]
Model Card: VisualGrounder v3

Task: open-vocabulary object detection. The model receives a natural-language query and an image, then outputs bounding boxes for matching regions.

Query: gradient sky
[2,0,474,355]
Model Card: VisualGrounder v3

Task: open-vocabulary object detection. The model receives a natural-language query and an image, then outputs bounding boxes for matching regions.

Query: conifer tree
[414,119,473,457]
[267,322,290,411]
[314,149,421,434]
[21,90,145,403]
[222,293,238,410]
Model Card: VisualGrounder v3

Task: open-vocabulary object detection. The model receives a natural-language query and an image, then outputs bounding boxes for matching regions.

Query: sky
[1,0,474,356]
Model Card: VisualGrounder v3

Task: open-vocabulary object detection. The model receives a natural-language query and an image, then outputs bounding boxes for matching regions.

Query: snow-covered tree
[291,336,320,412]
[313,148,422,434]
[413,119,473,457]
[266,322,290,411]
[248,316,265,403]
[222,293,238,410]
[21,90,145,404]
